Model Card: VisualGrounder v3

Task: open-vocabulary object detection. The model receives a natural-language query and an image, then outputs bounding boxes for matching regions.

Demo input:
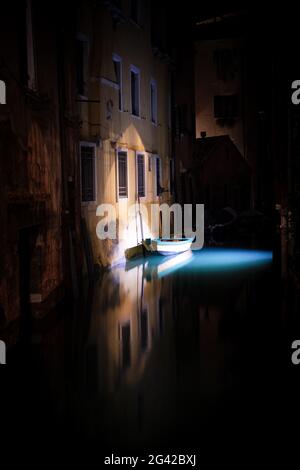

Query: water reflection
[7,243,300,459]
[79,248,273,448]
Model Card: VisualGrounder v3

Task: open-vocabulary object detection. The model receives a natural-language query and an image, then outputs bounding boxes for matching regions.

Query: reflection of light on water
[189,249,273,272]
[152,251,193,278]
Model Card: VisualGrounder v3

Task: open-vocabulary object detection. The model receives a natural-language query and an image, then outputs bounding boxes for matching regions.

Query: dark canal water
[3,246,300,462]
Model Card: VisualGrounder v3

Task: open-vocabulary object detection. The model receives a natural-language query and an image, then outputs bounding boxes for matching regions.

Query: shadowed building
[193,135,251,212]
[0,1,81,335]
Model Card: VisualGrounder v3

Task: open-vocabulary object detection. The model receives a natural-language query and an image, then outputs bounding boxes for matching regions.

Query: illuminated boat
[142,237,194,256]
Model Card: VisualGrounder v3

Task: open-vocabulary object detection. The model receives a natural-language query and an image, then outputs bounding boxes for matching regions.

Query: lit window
[136,153,145,197]
[117,151,128,198]
[0,80,6,104]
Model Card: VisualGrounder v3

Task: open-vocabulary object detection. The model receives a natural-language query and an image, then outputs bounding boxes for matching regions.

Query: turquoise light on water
[189,248,273,271]
[144,248,273,279]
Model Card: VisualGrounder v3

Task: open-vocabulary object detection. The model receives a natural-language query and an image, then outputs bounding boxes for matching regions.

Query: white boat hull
[143,237,194,256]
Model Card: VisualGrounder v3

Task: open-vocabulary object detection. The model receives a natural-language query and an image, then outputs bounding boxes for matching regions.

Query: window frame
[116,148,129,200]
[113,53,123,111]
[136,152,146,200]
[80,141,97,205]
[154,155,162,198]
[130,65,141,118]
[150,78,157,125]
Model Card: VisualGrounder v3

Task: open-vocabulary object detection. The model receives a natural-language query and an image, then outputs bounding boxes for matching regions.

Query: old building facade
[78,0,173,267]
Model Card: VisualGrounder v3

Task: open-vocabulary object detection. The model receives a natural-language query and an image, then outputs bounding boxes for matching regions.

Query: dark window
[80,145,95,202]
[214,49,239,82]
[113,57,122,110]
[76,39,87,96]
[130,0,139,24]
[131,69,140,116]
[150,81,157,123]
[156,157,161,196]
[121,322,131,370]
[214,95,239,119]
[140,308,148,352]
[137,154,145,197]
[174,104,188,136]
[118,151,128,198]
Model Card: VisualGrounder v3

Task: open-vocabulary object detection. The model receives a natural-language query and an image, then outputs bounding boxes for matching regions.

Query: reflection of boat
[142,237,194,256]
[144,251,193,280]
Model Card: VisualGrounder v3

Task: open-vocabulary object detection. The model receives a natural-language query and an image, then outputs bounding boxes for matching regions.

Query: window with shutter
[118,151,128,198]
[137,154,145,197]
[80,144,96,202]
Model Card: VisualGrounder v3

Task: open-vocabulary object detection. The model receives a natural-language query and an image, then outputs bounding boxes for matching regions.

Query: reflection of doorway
[18,228,32,341]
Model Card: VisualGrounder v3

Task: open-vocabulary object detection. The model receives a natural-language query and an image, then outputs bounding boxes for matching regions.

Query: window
[174,104,188,136]
[26,0,37,90]
[136,153,145,197]
[155,156,162,196]
[150,79,157,124]
[76,35,88,97]
[214,49,239,82]
[130,66,140,116]
[117,151,128,198]
[113,54,122,111]
[80,143,96,202]
[214,95,239,120]
[0,80,6,104]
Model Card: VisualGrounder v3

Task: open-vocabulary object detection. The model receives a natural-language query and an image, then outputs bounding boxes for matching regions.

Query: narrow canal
[3,245,299,459]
